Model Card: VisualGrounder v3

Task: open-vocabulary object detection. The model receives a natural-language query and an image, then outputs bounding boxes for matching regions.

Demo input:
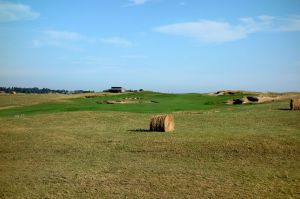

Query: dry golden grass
[0,92,108,109]
[0,101,299,198]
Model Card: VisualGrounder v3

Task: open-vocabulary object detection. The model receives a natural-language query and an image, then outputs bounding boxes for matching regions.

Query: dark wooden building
[108,87,126,93]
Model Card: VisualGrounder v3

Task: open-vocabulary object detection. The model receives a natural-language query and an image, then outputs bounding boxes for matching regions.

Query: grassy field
[0,92,299,198]
[0,93,79,108]
[0,92,250,117]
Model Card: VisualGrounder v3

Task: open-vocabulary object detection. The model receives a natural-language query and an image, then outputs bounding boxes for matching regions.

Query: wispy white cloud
[43,31,84,40]
[275,16,300,32]
[156,20,247,43]
[32,30,84,49]
[33,30,132,49]
[155,16,300,43]
[0,1,39,22]
[129,0,147,5]
[99,37,132,47]
[126,0,149,6]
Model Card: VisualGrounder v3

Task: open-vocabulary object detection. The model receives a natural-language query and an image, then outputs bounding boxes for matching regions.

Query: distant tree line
[0,87,94,94]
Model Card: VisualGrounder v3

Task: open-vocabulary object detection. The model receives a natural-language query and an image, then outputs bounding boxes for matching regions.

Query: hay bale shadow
[128,129,167,133]
[128,129,152,132]
[277,108,291,111]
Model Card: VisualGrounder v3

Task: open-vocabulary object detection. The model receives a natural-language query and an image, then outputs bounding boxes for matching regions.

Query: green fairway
[0,92,251,117]
[0,93,299,198]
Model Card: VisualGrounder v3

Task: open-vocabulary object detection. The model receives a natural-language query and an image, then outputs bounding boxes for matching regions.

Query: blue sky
[0,0,300,92]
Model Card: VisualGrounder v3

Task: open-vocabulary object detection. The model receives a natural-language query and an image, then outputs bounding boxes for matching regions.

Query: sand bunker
[99,97,158,104]
[224,93,300,105]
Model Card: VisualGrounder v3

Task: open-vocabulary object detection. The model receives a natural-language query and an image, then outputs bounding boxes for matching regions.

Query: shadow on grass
[277,108,291,111]
[128,129,154,132]
[127,129,166,133]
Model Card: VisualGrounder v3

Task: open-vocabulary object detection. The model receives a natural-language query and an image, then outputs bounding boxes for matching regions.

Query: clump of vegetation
[0,86,95,94]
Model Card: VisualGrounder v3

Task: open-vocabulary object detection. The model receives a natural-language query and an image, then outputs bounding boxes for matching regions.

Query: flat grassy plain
[0,92,299,198]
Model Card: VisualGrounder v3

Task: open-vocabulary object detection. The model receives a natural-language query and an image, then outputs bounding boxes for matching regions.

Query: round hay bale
[150,114,174,132]
[290,99,300,110]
